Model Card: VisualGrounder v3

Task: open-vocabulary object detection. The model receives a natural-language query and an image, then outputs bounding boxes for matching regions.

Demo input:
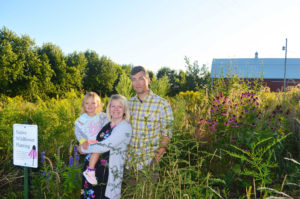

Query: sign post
[24,167,29,199]
[13,124,38,199]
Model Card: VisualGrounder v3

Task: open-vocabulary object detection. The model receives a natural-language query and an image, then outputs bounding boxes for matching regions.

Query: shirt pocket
[146,113,160,132]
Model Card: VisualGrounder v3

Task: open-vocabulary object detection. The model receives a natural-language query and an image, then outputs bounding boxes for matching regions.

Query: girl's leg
[83,153,100,185]
[88,153,100,169]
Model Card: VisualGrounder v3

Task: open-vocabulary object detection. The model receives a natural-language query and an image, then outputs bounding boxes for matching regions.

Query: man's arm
[156,100,173,161]
[155,135,169,161]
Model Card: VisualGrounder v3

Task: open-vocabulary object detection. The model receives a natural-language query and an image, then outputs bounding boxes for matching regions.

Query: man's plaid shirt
[127,90,173,170]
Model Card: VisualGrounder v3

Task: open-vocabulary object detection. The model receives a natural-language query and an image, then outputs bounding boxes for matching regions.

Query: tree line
[0,27,210,101]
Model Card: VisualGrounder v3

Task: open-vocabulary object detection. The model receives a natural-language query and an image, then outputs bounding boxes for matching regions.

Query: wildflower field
[0,80,300,198]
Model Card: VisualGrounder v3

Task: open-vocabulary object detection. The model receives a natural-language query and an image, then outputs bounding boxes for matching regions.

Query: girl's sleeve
[75,122,88,144]
[81,122,132,154]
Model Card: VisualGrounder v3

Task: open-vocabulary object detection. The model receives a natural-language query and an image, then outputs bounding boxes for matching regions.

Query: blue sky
[1,0,300,72]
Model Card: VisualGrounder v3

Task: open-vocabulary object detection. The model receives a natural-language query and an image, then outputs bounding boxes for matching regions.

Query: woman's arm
[80,121,132,154]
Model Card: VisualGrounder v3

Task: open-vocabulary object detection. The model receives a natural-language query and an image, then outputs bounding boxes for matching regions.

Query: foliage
[223,135,288,188]
[150,75,170,98]
[31,147,82,198]
[0,83,299,198]
[156,67,187,96]
[121,64,133,76]
[64,52,88,92]
[115,71,135,99]
[83,52,122,96]
[184,56,210,91]
[0,27,55,100]
[0,27,215,101]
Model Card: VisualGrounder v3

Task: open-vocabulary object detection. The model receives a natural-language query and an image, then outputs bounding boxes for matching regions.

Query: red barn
[211,53,300,91]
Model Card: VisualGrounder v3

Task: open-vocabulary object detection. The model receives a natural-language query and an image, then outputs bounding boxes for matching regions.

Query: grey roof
[211,58,300,79]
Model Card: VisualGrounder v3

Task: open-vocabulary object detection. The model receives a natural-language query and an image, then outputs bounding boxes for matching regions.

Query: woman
[79,94,132,199]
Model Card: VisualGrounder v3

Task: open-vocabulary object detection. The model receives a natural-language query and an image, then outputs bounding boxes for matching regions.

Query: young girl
[75,92,108,186]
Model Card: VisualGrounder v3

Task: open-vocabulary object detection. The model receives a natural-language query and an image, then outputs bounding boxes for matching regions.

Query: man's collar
[134,90,154,103]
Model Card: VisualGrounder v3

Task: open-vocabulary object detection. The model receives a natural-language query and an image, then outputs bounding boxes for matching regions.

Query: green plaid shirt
[127,90,173,170]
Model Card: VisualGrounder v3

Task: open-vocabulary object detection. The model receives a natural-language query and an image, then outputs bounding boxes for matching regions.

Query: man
[125,66,173,183]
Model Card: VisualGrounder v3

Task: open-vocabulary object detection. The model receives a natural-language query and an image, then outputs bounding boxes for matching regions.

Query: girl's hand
[82,141,89,150]
[78,145,86,155]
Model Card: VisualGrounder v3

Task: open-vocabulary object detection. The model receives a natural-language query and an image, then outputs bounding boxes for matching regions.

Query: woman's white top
[81,120,132,199]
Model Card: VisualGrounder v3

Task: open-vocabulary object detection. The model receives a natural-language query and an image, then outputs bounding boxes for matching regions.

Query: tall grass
[0,82,299,198]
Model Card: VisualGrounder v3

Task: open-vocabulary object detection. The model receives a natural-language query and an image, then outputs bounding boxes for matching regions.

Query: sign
[13,124,38,168]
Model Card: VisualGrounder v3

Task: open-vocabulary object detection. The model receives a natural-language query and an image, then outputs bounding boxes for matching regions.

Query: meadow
[0,79,299,198]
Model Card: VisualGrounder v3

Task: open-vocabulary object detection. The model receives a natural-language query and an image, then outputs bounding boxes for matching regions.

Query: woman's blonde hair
[106,94,130,122]
[81,92,102,114]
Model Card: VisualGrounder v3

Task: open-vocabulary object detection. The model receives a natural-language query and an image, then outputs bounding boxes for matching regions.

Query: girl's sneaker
[83,169,97,185]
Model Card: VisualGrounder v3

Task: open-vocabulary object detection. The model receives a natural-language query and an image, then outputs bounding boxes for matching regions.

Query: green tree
[157,67,187,96]
[82,50,101,94]
[0,31,22,96]
[184,56,210,91]
[150,75,170,98]
[0,27,54,100]
[148,70,154,80]
[121,64,133,77]
[65,52,87,92]
[115,72,134,99]
[37,43,68,96]
[99,56,122,96]
[83,51,122,96]
[176,70,187,92]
